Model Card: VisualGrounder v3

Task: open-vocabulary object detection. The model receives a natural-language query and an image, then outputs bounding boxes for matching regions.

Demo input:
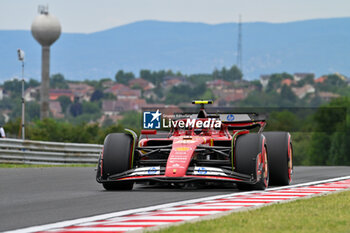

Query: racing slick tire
[100,133,134,191]
[235,133,269,191]
[263,132,293,186]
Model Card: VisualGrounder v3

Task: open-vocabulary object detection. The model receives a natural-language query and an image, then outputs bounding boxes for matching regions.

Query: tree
[212,68,220,80]
[140,70,152,82]
[140,69,176,85]
[325,74,346,87]
[3,79,24,96]
[0,114,5,125]
[103,92,117,100]
[50,73,68,89]
[212,66,242,81]
[28,79,40,88]
[102,117,114,128]
[227,65,243,81]
[307,97,349,165]
[297,74,314,87]
[280,85,297,103]
[266,73,293,93]
[57,96,72,113]
[82,101,100,115]
[26,101,40,121]
[70,102,83,117]
[165,83,207,104]
[119,111,142,133]
[115,70,135,85]
[90,90,104,101]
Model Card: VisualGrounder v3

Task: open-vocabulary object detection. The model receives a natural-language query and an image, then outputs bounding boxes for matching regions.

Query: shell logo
[175,147,191,151]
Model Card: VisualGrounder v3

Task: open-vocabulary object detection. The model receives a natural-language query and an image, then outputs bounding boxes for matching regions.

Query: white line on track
[5,175,350,233]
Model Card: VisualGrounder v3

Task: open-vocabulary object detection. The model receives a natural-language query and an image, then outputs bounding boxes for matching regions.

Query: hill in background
[0,18,349,82]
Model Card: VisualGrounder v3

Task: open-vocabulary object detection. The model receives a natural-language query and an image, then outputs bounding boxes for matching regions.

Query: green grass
[0,163,96,168]
[155,190,350,233]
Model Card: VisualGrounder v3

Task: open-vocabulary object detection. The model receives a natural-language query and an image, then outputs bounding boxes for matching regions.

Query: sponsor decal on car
[143,110,162,129]
[143,109,221,129]
[197,167,207,174]
[227,114,235,121]
[148,167,158,174]
[163,118,221,129]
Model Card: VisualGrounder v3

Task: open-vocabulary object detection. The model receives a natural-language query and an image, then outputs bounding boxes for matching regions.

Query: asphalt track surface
[1,166,350,232]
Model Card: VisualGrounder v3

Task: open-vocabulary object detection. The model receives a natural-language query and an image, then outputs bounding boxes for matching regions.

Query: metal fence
[0,138,102,164]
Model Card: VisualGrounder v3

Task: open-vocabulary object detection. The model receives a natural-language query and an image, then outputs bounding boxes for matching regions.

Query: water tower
[31,5,61,119]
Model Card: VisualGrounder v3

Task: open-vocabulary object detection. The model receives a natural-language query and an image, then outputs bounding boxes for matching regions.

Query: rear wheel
[100,133,134,191]
[263,132,292,186]
[235,133,269,190]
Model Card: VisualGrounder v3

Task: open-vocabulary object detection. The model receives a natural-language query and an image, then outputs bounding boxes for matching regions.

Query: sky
[1,0,350,33]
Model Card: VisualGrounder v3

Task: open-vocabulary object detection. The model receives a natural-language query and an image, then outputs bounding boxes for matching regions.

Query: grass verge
[0,163,96,168]
[155,190,350,233]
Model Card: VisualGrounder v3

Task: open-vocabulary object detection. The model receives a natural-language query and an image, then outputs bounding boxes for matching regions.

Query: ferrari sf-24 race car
[96,100,293,191]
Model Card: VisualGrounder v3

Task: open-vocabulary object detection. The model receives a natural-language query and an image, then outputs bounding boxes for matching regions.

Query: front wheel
[98,133,135,191]
[235,133,269,190]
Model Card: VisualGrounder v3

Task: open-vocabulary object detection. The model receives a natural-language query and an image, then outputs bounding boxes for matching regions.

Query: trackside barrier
[0,138,102,164]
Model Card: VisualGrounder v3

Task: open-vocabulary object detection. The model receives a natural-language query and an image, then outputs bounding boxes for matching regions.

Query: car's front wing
[97,166,258,184]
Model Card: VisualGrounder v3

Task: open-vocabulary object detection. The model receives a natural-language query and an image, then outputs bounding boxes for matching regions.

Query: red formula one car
[96,101,293,191]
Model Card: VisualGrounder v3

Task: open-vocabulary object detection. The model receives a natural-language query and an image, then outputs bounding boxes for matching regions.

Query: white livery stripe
[202,203,263,206]
[62,227,141,231]
[245,196,295,199]
[153,211,220,215]
[121,216,197,221]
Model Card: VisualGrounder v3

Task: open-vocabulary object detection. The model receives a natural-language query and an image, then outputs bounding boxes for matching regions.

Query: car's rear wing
[218,113,266,123]
[174,112,266,122]
[173,112,267,130]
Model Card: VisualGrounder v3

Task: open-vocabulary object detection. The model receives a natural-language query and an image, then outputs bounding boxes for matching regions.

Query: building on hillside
[117,89,142,99]
[49,89,74,102]
[292,84,315,99]
[162,76,188,89]
[318,92,340,101]
[260,75,270,88]
[104,83,141,99]
[233,79,251,87]
[162,79,183,89]
[101,80,115,88]
[163,76,187,82]
[334,72,347,81]
[102,99,146,115]
[213,88,247,104]
[104,83,129,95]
[206,79,232,90]
[24,87,40,102]
[98,114,124,126]
[142,104,182,117]
[129,78,155,91]
[0,88,10,100]
[281,79,295,86]
[49,101,64,118]
[315,76,327,84]
[1,110,10,123]
[293,73,315,82]
[143,90,158,100]
[68,83,95,101]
